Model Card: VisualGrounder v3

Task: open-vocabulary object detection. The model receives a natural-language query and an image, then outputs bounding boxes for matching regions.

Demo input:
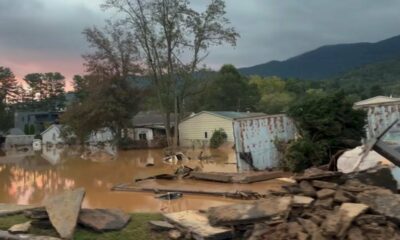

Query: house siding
[179,112,234,147]
[42,126,64,145]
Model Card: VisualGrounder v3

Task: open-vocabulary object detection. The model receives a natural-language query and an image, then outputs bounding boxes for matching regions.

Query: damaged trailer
[233,114,296,172]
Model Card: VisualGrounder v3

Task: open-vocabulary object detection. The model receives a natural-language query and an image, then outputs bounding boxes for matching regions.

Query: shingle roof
[132,111,175,127]
[208,111,266,119]
[181,111,266,122]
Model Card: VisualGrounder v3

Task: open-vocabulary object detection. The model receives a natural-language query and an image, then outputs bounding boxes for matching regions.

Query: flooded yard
[0,146,241,213]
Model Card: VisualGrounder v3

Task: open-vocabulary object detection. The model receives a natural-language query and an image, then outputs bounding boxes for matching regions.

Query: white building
[41,124,64,145]
[354,96,400,138]
[178,111,266,147]
[88,128,114,144]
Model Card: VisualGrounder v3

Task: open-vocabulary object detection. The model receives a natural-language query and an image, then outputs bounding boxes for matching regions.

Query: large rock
[351,166,398,192]
[78,208,131,232]
[316,189,335,199]
[44,188,85,239]
[208,196,292,226]
[357,188,400,223]
[299,181,317,197]
[0,204,36,217]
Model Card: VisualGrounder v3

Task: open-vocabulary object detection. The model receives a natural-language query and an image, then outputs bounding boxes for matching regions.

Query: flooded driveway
[0,146,241,213]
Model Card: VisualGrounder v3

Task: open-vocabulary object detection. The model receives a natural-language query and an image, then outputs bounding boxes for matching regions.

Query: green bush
[282,91,367,172]
[280,137,328,172]
[24,124,29,135]
[210,128,228,148]
[29,124,35,135]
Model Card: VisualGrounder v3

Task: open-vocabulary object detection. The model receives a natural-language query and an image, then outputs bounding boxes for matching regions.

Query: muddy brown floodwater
[0,146,248,213]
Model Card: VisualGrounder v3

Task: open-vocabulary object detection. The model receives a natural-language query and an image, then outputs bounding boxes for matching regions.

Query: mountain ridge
[239,34,400,80]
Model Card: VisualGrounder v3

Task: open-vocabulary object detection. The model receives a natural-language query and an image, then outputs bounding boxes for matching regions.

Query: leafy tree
[0,66,19,103]
[24,124,29,135]
[250,75,294,114]
[102,0,239,147]
[29,124,35,135]
[23,72,65,111]
[210,128,228,148]
[205,65,259,111]
[284,91,367,172]
[62,21,142,144]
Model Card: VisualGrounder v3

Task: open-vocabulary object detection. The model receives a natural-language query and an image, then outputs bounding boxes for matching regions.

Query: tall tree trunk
[165,112,172,146]
[173,95,179,148]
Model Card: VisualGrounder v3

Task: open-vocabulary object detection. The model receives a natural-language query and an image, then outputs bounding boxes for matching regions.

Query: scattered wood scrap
[164,210,233,240]
[190,170,287,183]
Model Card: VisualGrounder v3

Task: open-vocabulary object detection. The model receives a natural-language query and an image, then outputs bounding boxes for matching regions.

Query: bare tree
[102,0,239,147]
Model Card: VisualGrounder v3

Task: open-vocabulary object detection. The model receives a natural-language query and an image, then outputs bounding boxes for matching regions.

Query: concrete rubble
[155,166,400,239]
[78,208,131,232]
[44,188,85,239]
[0,188,131,239]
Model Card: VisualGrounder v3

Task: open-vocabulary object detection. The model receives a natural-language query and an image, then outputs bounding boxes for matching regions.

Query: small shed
[233,114,296,171]
[179,111,266,147]
[41,124,64,145]
[354,96,400,138]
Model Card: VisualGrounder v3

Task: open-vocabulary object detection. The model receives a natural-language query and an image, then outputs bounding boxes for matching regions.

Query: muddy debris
[155,192,183,200]
[154,168,400,240]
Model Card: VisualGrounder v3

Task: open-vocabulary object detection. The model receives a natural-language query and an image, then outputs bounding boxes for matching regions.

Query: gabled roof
[354,96,400,107]
[41,124,62,136]
[132,111,175,127]
[181,111,266,122]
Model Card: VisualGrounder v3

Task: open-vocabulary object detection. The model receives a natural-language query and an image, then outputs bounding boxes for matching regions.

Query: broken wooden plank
[232,171,287,183]
[190,171,288,184]
[208,196,292,226]
[112,178,287,198]
[190,172,233,183]
[164,210,232,240]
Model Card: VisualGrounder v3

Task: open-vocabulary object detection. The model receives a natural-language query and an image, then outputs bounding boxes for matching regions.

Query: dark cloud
[1,0,400,87]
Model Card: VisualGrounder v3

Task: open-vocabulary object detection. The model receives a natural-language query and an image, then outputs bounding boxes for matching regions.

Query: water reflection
[0,146,238,212]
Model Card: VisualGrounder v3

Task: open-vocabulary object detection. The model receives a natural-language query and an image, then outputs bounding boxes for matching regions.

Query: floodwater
[0,145,243,213]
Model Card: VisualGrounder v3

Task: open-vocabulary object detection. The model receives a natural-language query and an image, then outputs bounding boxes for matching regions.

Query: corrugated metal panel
[233,114,296,172]
[364,104,400,138]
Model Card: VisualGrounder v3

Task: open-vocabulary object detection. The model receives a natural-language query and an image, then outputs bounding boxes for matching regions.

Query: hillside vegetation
[239,35,400,80]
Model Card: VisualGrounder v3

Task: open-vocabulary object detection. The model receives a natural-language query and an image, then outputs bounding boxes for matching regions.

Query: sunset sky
[1,0,400,91]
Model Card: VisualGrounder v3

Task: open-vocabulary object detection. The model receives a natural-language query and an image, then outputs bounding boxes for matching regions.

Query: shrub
[282,91,367,172]
[210,128,227,148]
[279,137,328,172]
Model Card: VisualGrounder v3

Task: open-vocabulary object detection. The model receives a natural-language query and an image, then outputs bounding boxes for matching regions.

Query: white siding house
[88,128,114,144]
[179,111,265,147]
[354,96,400,138]
[41,124,64,145]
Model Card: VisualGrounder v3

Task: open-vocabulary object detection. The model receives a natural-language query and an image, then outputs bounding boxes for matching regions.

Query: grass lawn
[0,213,168,240]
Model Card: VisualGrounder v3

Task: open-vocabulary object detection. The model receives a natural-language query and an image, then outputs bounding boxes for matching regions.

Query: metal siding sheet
[233,115,296,172]
[365,104,400,139]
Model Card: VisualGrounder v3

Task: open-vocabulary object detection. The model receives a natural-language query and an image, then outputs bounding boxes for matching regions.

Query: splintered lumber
[190,172,233,183]
[111,178,285,197]
[190,171,287,184]
[164,210,232,240]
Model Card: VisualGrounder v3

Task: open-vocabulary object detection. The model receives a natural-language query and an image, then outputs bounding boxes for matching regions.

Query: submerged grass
[0,213,167,240]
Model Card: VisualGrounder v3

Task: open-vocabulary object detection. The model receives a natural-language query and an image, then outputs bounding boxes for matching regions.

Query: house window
[52,133,56,141]
[204,132,208,139]
[139,133,147,140]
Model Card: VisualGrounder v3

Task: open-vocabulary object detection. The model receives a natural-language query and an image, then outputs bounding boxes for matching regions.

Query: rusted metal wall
[363,104,400,139]
[233,114,296,172]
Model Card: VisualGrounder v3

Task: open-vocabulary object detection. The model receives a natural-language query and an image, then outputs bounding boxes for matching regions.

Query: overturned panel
[233,114,296,171]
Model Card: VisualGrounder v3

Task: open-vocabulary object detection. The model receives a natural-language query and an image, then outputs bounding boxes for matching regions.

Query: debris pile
[0,188,131,240]
[155,166,400,239]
